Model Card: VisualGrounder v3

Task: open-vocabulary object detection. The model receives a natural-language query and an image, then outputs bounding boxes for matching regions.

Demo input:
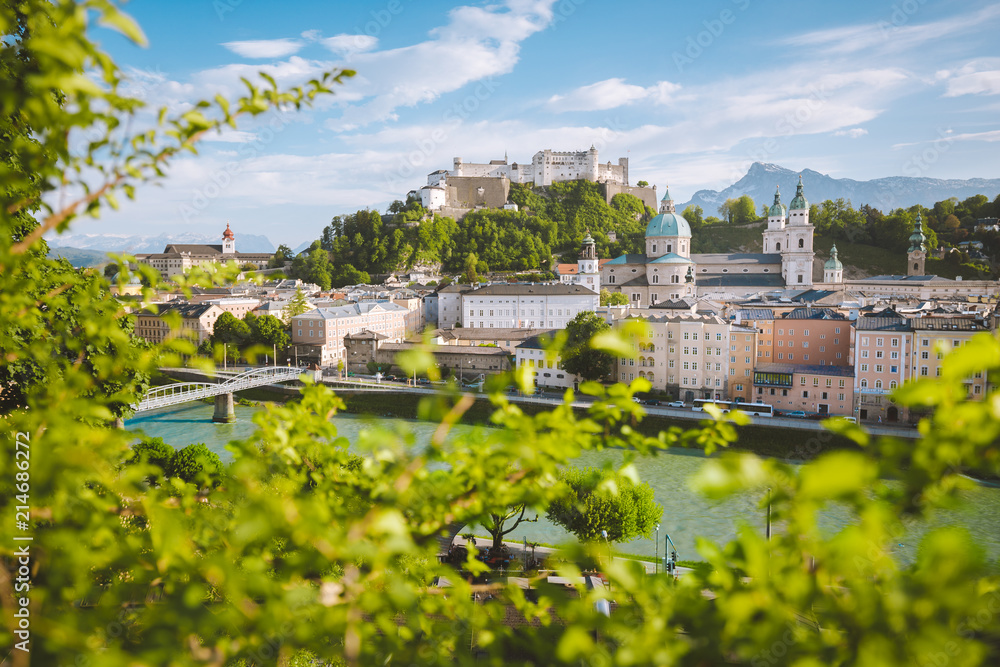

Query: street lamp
[654,524,660,575]
[601,529,611,567]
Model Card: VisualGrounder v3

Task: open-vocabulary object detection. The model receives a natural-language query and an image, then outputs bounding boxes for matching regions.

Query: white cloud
[782,5,1000,56]
[835,128,868,138]
[547,79,681,112]
[941,60,1000,97]
[321,34,379,56]
[222,38,305,59]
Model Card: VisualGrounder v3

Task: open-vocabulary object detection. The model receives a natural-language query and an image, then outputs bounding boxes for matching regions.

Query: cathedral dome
[824,245,843,271]
[789,175,809,210]
[768,187,786,217]
[645,212,691,238]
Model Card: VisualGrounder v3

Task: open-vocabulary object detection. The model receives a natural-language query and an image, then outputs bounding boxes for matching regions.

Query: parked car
[666,401,685,408]
[645,399,661,406]
[632,397,642,403]
[416,378,430,385]
[787,410,806,418]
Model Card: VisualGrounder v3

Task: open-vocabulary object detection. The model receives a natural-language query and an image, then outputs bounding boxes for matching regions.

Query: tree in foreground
[2,3,1000,666]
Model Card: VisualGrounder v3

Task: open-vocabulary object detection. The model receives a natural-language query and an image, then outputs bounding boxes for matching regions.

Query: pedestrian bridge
[133,366,303,413]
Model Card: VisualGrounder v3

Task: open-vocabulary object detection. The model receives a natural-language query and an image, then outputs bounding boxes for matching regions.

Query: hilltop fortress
[415,147,658,218]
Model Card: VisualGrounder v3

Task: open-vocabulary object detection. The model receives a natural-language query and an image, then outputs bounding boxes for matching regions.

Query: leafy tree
[546,467,661,543]
[268,243,294,268]
[462,251,479,284]
[166,443,224,489]
[211,311,251,346]
[482,504,537,553]
[561,311,614,381]
[681,205,704,230]
[330,262,371,287]
[125,437,174,484]
[248,312,289,351]
[636,180,649,187]
[285,287,311,323]
[600,288,629,306]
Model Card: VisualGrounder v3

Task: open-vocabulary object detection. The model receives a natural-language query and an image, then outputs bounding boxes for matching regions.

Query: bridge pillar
[213,393,236,423]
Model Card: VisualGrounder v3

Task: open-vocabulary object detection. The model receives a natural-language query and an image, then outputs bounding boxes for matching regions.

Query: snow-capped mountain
[679,162,1000,215]
[48,232,276,254]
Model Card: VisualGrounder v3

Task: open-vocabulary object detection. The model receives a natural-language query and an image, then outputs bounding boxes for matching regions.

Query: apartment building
[728,325,758,402]
[910,317,990,399]
[134,303,225,345]
[291,302,408,367]
[853,313,913,423]
[735,309,776,364]
[461,283,599,329]
[752,363,855,417]
[773,308,850,366]
[618,314,731,401]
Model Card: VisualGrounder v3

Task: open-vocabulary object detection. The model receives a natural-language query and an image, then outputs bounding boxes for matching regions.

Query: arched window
[671,275,679,284]
[798,238,804,248]
[652,274,659,284]
[609,275,615,284]
[913,263,918,271]
[648,344,655,353]
[776,242,781,251]
[860,379,868,388]
[890,380,897,389]
[875,379,883,389]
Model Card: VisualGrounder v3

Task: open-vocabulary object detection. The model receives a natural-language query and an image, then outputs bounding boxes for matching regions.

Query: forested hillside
[287,179,1000,289]
[289,181,654,288]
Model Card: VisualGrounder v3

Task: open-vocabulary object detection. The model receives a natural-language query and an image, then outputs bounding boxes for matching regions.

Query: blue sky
[79,0,1000,247]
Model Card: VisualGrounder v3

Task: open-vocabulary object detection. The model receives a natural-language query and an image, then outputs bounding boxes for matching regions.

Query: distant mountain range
[679,162,1000,216]
[47,232,277,255]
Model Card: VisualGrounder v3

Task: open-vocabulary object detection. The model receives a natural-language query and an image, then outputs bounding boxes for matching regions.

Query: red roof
[222,222,234,240]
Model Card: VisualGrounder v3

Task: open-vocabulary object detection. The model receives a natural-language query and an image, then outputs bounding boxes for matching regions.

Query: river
[125,402,1000,565]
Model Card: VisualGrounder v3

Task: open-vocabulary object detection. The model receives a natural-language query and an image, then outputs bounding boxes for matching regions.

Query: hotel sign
[754,371,793,387]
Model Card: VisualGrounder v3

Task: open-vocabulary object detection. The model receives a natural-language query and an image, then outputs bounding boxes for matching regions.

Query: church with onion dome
[599,175,999,304]
[601,177,820,305]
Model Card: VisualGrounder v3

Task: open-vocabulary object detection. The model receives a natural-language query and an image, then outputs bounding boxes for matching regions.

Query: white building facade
[291,302,408,367]
[462,284,599,329]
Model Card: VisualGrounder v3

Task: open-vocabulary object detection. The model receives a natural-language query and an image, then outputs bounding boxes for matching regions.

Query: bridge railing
[134,367,303,413]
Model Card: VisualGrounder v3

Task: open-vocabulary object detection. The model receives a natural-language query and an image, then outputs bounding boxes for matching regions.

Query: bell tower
[222,221,236,254]
[907,212,927,276]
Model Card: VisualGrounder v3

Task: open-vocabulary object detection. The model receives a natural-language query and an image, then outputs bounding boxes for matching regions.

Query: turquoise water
[126,403,1000,565]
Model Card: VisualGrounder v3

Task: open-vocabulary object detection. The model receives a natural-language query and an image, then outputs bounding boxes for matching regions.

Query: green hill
[48,246,110,268]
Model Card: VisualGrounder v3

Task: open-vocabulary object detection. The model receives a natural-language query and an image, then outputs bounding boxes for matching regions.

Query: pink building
[752,363,855,417]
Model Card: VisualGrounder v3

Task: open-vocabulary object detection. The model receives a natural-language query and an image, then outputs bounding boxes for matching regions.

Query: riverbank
[154,370,861,463]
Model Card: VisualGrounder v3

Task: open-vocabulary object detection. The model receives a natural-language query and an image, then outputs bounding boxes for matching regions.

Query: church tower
[222,222,236,254]
[824,244,843,284]
[577,230,600,292]
[762,186,786,254]
[782,176,814,287]
[907,211,927,276]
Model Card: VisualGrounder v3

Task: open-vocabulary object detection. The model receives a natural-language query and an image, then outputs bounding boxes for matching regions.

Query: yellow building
[910,318,990,399]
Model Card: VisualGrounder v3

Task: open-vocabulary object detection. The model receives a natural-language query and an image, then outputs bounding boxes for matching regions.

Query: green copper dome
[768,187,787,217]
[789,175,809,210]
[824,244,843,271]
[645,212,691,238]
[908,212,927,253]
